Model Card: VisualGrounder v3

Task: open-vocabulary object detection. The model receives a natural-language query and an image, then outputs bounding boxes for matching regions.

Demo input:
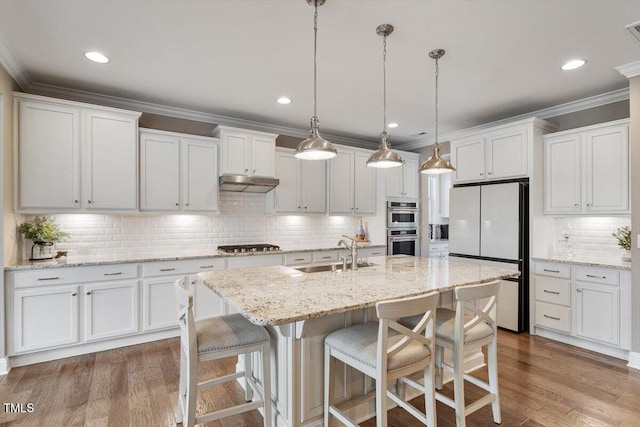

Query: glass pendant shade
[367,131,405,168]
[420,143,455,174]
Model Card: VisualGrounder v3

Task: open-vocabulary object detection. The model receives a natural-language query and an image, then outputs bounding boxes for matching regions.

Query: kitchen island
[199,255,518,427]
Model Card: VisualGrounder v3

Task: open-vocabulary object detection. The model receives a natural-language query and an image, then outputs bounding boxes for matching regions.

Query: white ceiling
[0,0,638,149]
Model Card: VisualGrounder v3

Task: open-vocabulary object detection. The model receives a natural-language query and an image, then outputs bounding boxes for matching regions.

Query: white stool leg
[488,338,501,424]
[435,345,444,390]
[453,342,466,427]
[244,353,254,401]
[424,358,437,427]
[376,374,388,427]
[185,355,198,427]
[324,344,335,427]
[262,341,272,427]
[176,348,186,423]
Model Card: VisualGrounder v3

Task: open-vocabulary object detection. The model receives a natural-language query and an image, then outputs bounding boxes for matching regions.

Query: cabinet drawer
[359,247,386,258]
[534,263,570,279]
[535,276,571,306]
[535,301,571,333]
[12,264,138,289]
[286,253,313,266]
[313,251,338,264]
[143,258,225,277]
[575,267,618,286]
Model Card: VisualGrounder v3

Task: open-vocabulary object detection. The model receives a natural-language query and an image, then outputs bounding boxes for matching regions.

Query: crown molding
[0,33,31,90]
[616,61,640,79]
[396,87,630,151]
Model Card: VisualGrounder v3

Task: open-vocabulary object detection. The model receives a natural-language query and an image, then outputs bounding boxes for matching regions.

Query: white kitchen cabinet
[385,153,419,199]
[450,118,556,184]
[13,285,80,353]
[573,281,619,345]
[328,146,377,215]
[15,93,141,212]
[544,119,629,215]
[84,280,139,341]
[140,128,219,212]
[142,278,179,331]
[427,241,449,258]
[274,148,326,214]
[213,125,277,178]
[439,173,451,218]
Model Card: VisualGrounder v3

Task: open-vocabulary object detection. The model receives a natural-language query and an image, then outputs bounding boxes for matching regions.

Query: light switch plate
[637,234,640,249]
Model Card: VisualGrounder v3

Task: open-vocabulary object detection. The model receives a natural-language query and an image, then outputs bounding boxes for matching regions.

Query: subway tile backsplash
[20,193,371,263]
[553,216,631,259]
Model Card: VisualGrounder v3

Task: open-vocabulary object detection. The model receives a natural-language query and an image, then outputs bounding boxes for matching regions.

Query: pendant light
[294,0,337,160]
[366,24,405,168]
[419,49,455,175]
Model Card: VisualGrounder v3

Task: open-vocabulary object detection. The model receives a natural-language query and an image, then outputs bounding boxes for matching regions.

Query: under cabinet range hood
[218,175,279,193]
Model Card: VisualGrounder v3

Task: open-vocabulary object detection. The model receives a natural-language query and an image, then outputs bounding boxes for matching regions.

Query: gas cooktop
[217,244,281,254]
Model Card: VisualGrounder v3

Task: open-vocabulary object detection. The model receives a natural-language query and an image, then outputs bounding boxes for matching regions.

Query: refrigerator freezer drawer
[535,301,571,333]
[497,279,520,331]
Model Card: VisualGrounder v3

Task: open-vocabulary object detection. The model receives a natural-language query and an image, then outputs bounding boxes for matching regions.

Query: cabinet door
[354,152,376,214]
[385,165,404,198]
[574,282,620,345]
[274,151,301,213]
[402,157,419,198]
[544,134,581,214]
[142,277,181,331]
[583,125,629,213]
[251,134,276,177]
[329,150,354,214]
[84,110,138,210]
[448,186,480,256]
[84,281,138,341]
[486,129,527,179]
[302,160,327,213]
[221,130,249,175]
[183,139,218,212]
[13,285,80,353]
[439,173,451,218]
[451,137,485,183]
[18,100,81,210]
[140,132,180,211]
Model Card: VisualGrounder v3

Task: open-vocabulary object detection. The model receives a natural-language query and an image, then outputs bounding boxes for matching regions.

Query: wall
[0,65,18,267]
[629,76,639,357]
[549,217,631,260]
[20,193,384,264]
[547,100,629,132]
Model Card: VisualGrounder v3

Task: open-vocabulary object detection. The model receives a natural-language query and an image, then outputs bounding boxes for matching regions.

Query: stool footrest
[196,400,264,424]
[198,371,244,389]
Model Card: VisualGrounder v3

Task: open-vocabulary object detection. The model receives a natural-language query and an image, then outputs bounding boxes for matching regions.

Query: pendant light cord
[434,54,439,148]
[313,2,318,121]
[382,33,387,135]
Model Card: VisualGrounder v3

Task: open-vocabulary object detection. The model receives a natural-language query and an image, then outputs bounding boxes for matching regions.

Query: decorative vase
[622,250,631,262]
[30,242,54,261]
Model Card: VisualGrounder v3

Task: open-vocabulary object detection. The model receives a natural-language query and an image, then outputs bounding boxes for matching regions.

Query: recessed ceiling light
[84,51,110,64]
[561,59,586,71]
[277,97,292,105]
[387,122,399,128]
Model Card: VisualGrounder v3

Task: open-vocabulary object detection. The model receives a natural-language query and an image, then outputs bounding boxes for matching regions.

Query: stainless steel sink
[292,262,374,274]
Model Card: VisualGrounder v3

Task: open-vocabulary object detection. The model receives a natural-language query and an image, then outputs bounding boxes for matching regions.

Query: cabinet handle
[586,274,606,279]
[175,203,179,206]
[160,268,176,272]
[71,293,77,297]
[576,288,582,293]
[574,203,580,207]
[245,169,249,173]
[86,291,91,295]
[356,207,359,211]
[488,172,493,175]
[38,277,59,281]
[543,289,560,295]
[479,173,484,176]
[321,256,331,259]
[543,269,560,273]
[74,199,78,203]
[304,206,307,209]
[88,200,92,204]
[294,258,305,261]
[372,252,381,255]
[103,272,122,276]
[587,203,592,207]
[185,203,189,207]
[351,207,354,210]
[298,206,301,209]
[200,265,214,269]
[543,314,560,320]
[253,169,256,173]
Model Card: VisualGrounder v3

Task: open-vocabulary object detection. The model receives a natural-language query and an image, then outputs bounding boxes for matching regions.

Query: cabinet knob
[185,203,189,207]
[87,200,92,204]
[574,203,580,207]
[576,288,582,293]
[587,203,592,207]
[74,199,78,203]
[304,206,307,209]
[298,206,301,209]
[488,172,493,175]
[480,173,484,176]
[71,293,77,297]
[253,169,256,173]
[175,203,179,206]
[245,169,249,173]
[86,291,91,295]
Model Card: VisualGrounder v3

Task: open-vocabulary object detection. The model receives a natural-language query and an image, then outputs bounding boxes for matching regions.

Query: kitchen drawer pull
[586,274,606,279]
[160,268,176,272]
[371,252,381,255]
[543,289,560,295]
[543,269,560,273]
[576,288,582,293]
[86,291,91,295]
[543,314,560,321]
[38,277,59,281]
[199,265,214,269]
[103,272,122,276]
[321,256,331,259]
[71,293,77,297]
[294,258,305,262]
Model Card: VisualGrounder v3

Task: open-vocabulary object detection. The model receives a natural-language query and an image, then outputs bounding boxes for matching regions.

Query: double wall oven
[386,201,420,256]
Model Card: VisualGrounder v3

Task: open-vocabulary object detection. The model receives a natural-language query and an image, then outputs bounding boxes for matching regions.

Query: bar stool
[324,291,439,427]
[401,280,501,427]
[174,279,272,427]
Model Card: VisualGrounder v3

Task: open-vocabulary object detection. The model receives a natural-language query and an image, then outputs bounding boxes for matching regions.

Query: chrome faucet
[337,235,358,270]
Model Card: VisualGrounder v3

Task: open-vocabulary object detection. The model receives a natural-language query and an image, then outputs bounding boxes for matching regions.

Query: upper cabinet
[450,118,557,184]
[273,148,326,214]
[212,126,277,178]
[385,152,419,199]
[140,128,219,213]
[328,147,377,215]
[544,119,629,215]
[14,93,141,212]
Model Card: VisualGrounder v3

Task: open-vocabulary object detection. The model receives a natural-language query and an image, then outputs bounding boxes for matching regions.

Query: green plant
[18,216,70,244]
[612,226,631,251]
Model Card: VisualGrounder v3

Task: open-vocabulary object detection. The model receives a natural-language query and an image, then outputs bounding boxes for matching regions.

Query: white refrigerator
[448,181,528,332]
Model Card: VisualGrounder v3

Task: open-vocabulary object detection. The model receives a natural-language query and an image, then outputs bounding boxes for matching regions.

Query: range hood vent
[218,175,279,193]
[626,20,640,43]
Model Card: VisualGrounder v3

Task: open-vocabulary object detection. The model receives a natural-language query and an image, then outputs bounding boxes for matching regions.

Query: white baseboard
[628,351,640,370]
[0,358,10,375]
[534,327,629,361]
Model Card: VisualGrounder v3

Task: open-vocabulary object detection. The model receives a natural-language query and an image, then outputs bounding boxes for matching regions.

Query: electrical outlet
[77,244,91,255]
[637,234,640,249]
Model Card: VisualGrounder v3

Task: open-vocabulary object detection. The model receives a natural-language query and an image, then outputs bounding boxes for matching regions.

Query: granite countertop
[4,244,387,271]
[532,255,631,271]
[199,255,519,326]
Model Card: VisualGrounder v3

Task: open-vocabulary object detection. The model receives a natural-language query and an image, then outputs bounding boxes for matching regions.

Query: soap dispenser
[356,220,366,242]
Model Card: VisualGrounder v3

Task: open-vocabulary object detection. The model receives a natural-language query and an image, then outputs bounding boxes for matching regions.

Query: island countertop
[198,255,519,326]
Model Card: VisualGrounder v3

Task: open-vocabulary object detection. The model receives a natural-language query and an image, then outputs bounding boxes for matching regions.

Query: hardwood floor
[1,331,639,426]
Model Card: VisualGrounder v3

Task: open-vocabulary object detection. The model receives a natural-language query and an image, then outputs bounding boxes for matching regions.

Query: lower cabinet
[573,281,620,346]
[142,277,180,331]
[84,281,139,341]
